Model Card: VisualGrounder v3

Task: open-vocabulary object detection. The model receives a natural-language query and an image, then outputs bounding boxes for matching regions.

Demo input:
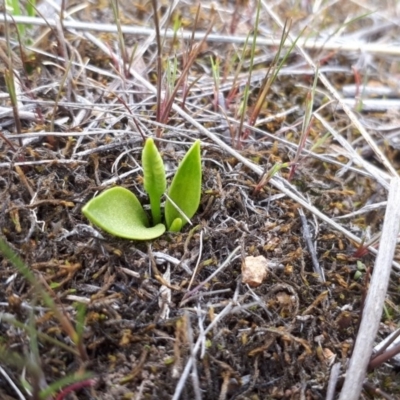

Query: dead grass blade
[236,0,262,146]
[288,66,318,180]
[338,177,400,400]
[244,19,302,140]
[152,0,163,130]
[1,15,23,146]
[152,2,214,137]
[3,15,400,55]
[111,0,129,78]
[261,1,399,178]
[314,112,390,189]
[173,268,241,400]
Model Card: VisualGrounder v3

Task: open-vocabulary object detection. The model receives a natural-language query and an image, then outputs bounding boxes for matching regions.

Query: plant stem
[150,195,162,225]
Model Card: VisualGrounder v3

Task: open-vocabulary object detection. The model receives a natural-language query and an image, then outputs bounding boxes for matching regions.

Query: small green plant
[82,139,202,240]
[6,0,36,39]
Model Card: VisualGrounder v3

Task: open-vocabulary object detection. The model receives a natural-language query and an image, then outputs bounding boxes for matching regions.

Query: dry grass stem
[339,178,400,400]
[1,15,400,55]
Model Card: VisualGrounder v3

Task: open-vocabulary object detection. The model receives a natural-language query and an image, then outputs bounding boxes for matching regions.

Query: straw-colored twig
[338,177,400,400]
[1,15,400,55]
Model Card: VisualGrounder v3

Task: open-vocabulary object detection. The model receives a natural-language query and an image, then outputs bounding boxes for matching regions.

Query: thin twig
[326,363,341,400]
[298,208,325,282]
[2,15,400,55]
[0,365,26,400]
[172,281,241,400]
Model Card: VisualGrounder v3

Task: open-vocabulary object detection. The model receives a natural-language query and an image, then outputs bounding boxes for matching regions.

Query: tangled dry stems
[1,0,400,399]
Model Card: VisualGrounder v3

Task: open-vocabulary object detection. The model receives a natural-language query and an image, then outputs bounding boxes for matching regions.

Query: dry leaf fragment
[242,255,268,287]
[323,348,336,366]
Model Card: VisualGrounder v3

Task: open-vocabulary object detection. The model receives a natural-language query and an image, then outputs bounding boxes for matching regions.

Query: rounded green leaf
[82,187,165,240]
[165,140,202,231]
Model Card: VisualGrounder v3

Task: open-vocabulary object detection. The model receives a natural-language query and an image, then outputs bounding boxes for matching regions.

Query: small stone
[242,256,268,287]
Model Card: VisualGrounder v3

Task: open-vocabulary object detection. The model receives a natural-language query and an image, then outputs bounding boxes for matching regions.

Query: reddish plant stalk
[55,379,96,400]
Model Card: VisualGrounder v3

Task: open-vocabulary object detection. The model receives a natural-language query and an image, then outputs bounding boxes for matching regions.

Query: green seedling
[354,260,366,280]
[142,137,167,225]
[6,0,36,40]
[288,65,318,181]
[4,68,23,146]
[82,139,202,240]
[253,162,290,195]
[165,140,202,232]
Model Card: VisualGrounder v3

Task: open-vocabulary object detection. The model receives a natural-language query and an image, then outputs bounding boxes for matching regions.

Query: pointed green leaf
[82,187,165,240]
[165,140,202,231]
[142,138,166,225]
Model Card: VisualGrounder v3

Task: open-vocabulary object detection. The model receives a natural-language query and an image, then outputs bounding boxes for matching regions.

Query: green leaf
[82,187,165,240]
[142,138,166,225]
[165,140,202,231]
[169,218,182,233]
[75,303,87,343]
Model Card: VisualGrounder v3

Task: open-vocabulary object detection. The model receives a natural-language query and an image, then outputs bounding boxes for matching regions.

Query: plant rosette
[82,139,202,240]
